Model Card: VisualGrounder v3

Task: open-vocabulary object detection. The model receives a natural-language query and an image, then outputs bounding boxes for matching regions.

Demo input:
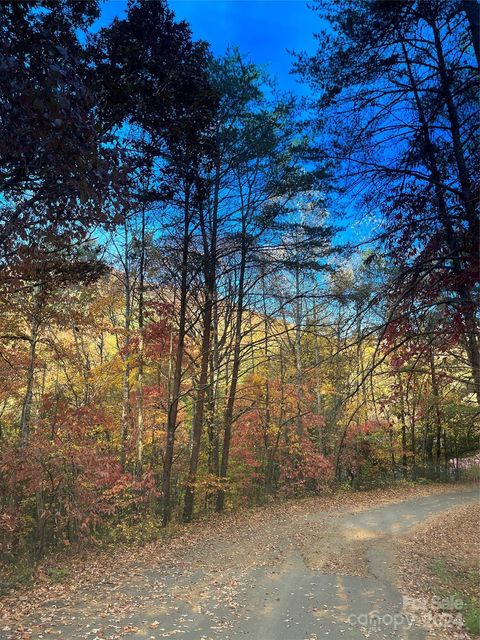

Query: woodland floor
[1,483,478,640]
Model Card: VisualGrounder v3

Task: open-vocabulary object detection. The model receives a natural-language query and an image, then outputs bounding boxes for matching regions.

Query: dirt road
[1,487,478,639]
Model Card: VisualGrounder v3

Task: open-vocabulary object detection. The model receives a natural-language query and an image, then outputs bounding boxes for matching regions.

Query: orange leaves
[0,403,160,557]
[279,432,333,495]
[100,470,159,513]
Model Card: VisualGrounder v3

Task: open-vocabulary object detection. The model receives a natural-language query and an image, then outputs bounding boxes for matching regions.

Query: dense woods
[0,0,478,565]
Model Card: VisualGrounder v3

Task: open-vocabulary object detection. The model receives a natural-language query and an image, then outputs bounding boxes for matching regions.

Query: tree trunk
[20,292,42,442]
[183,159,221,522]
[401,38,480,404]
[162,185,191,526]
[398,374,408,479]
[207,305,220,481]
[429,349,442,479]
[20,331,38,442]
[136,203,146,477]
[312,303,324,454]
[462,1,480,69]
[294,265,304,437]
[411,376,417,481]
[182,297,212,521]
[120,220,131,473]
[215,232,247,513]
[183,198,218,522]
[429,16,476,227]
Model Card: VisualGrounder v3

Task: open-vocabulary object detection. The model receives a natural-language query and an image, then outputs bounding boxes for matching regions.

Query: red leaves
[279,433,333,495]
[0,406,158,557]
[229,404,333,498]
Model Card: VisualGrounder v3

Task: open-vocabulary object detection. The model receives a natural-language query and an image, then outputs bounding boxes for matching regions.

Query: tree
[296,0,479,404]
[0,1,120,286]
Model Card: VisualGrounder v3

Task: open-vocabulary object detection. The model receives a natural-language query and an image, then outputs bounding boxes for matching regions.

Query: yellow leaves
[266,424,281,438]
[320,382,336,395]
[189,473,225,492]
[248,372,264,387]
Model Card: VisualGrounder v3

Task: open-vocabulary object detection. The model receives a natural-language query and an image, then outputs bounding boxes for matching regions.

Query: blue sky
[96,0,321,94]
[93,2,363,271]
[93,1,369,247]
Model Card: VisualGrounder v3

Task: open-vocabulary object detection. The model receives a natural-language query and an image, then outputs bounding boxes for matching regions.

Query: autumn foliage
[0,405,158,559]
[0,0,478,571]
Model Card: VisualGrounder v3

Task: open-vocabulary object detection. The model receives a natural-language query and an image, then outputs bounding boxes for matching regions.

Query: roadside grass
[430,561,480,635]
[45,566,70,583]
[396,501,480,636]
[465,602,480,635]
[0,562,73,596]
[0,560,34,597]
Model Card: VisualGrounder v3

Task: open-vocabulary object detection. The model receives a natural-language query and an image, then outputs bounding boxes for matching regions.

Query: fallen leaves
[0,482,475,640]
[394,502,480,640]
